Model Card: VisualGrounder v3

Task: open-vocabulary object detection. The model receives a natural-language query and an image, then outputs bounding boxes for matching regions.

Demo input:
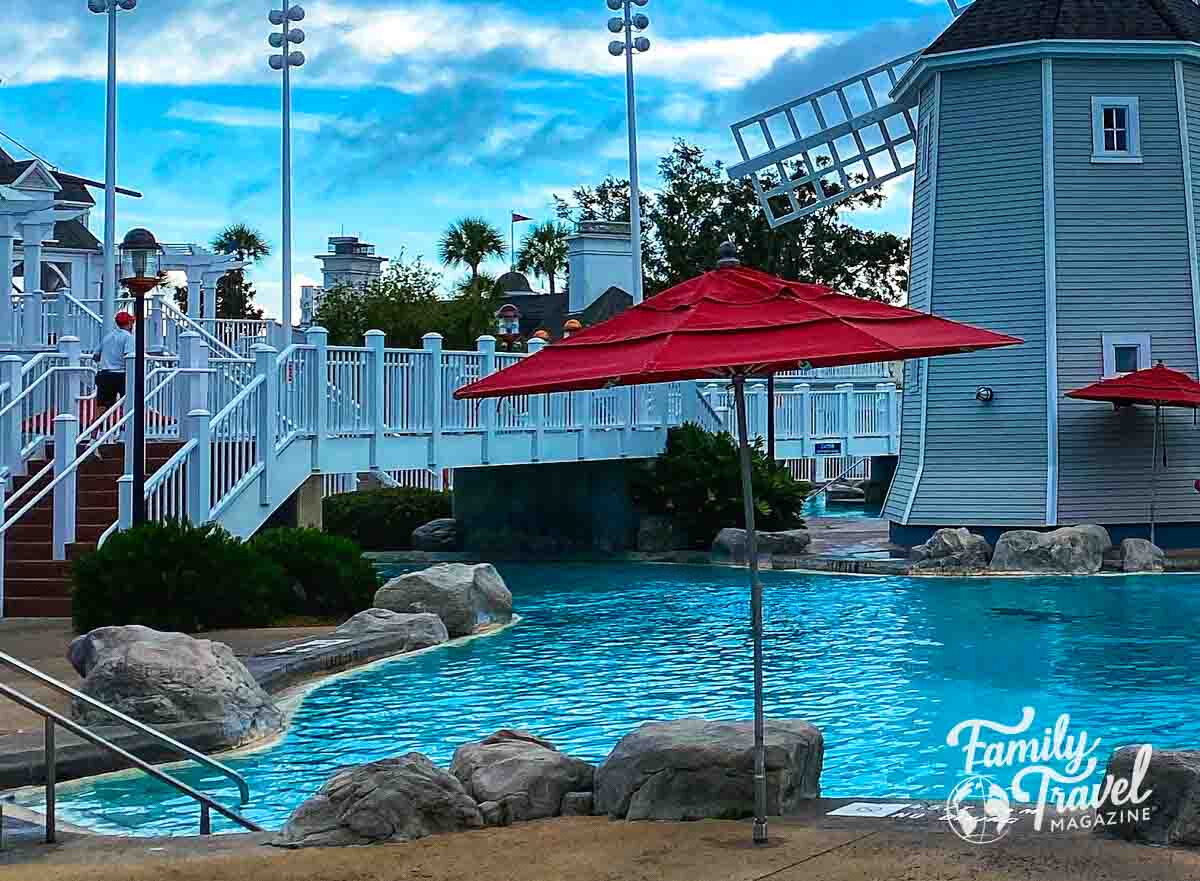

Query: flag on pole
[512,212,532,223]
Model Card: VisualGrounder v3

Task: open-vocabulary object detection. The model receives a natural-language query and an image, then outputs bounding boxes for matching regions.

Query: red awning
[456,266,1022,398]
[1065,363,1200,409]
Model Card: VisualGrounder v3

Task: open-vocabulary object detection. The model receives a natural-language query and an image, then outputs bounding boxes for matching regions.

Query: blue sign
[814,441,843,456]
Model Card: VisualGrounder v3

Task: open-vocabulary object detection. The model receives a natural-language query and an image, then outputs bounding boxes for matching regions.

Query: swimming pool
[801,494,881,519]
[28,563,1200,835]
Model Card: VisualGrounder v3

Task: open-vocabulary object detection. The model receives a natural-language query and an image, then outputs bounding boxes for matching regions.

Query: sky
[2,0,953,319]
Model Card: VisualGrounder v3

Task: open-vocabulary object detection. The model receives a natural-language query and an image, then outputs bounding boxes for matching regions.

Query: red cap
[115,311,134,328]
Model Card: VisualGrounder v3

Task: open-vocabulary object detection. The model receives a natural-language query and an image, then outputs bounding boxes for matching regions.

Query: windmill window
[1091,97,1141,163]
[1101,333,1151,377]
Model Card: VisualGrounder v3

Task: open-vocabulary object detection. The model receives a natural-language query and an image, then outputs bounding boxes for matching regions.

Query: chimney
[566,220,634,314]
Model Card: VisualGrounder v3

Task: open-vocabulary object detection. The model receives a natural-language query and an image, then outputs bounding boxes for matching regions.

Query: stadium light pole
[268,6,306,337]
[87,0,138,327]
[607,0,649,304]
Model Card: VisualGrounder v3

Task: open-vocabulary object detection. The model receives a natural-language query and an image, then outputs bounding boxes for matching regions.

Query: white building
[300,235,387,325]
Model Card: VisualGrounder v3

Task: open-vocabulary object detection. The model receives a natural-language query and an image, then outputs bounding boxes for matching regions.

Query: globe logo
[945,775,1015,844]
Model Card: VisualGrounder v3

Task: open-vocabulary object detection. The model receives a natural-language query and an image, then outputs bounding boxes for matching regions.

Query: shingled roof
[925,0,1200,56]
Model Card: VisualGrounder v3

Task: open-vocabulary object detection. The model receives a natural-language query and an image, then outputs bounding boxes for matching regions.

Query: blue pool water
[30,564,1200,835]
[801,494,882,519]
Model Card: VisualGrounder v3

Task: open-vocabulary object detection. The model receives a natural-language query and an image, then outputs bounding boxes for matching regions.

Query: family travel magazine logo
[943,707,1153,844]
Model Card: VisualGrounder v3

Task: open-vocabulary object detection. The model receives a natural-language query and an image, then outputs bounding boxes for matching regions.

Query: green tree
[514,221,570,296]
[314,251,442,347]
[555,140,909,303]
[437,217,506,285]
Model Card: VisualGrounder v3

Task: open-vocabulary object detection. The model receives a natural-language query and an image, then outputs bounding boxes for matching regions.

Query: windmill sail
[726,51,921,228]
[946,0,974,15]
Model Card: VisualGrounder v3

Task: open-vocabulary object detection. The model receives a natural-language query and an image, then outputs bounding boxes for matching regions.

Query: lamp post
[87,0,137,328]
[495,304,521,352]
[268,6,306,338]
[118,227,161,527]
[607,0,649,304]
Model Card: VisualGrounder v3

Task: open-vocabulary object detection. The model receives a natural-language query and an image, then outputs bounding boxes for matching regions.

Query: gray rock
[1120,538,1165,573]
[990,525,1112,575]
[373,563,512,637]
[68,627,283,749]
[560,791,594,816]
[637,515,687,553]
[275,753,483,848]
[911,527,993,572]
[712,528,811,563]
[595,718,823,821]
[825,483,866,502]
[1094,747,1198,845]
[411,518,462,551]
[333,609,449,650]
[450,729,595,823]
[478,800,508,827]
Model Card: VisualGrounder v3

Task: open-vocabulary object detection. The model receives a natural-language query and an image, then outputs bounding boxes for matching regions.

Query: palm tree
[438,217,505,285]
[211,223,271,263]
[515,221,570,296]
[209,223,271,320]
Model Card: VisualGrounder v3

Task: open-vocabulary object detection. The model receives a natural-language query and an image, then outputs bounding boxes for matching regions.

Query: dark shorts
[96,371,126,409]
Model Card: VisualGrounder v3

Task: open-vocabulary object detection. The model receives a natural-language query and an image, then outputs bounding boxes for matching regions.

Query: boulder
[989,525,1112,575]
[911,527,992,572]
[275,753,483,848]
[1094,747,1199,846]
[1120,538,1165,573]
[450,729,595,823]
[595,718,823,821]
[560,791,595,816]
[637,515,687,553]
[373,563,512,637]
[68,626,282,749]
[712,528,811,563]
[825,483,866,502]
[333,609,449,649]
[411,518,462,552]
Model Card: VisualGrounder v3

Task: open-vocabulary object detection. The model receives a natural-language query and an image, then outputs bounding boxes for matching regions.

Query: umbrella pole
[1151,405,1160,546]
[733,375,768,845]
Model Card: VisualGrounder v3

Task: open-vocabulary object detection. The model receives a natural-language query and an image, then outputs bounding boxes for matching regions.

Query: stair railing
[0,650,260,840]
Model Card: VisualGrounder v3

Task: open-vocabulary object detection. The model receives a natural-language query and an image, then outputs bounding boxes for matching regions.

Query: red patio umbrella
[1066,362,1200,543]
[456,245,1022,843]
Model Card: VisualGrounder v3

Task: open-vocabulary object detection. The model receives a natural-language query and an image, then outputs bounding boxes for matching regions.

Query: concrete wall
[453,459,644,554]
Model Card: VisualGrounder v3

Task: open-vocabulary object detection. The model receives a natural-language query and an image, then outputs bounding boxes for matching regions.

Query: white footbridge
[0,295,899,609]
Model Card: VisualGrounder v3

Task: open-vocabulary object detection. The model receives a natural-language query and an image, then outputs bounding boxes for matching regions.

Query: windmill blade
[726,51,921,228]
[947,0,974,16]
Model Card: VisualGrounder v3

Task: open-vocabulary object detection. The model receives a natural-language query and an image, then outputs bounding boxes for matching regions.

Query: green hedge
[631,423,810,549]
[322,487,452,550]
[71,520,379,634]
[249,527,381,618]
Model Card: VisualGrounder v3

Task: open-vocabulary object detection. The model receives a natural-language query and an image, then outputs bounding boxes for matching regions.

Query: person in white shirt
[92,311,135,410]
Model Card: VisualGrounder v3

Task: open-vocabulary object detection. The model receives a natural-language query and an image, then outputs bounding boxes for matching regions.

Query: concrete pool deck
[3,812,1200,881]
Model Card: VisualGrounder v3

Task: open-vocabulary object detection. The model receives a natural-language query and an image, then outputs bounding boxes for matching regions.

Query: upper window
[1091,96,1142,163]
[1102,333,1151,377]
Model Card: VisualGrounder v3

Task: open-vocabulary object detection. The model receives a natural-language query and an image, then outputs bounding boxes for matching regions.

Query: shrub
[631,423,810,549]
[250,527,381,618]
[322,487,452,550]
[71,519,293,634]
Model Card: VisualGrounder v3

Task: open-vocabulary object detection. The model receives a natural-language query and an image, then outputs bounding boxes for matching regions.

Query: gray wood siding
[1055,59,1200,524]
[883,81,937,521]
[909,61,1049,525]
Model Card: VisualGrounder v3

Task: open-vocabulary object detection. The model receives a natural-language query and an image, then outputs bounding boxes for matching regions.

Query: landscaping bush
[250,527,381,618]
[631,423,810,549]
[71,519,294,634]
[323,487,452,550]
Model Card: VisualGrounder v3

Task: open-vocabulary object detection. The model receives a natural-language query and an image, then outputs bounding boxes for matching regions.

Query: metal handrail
[0,679,261,841]
[0,651,256,813]
[804,456,870,501]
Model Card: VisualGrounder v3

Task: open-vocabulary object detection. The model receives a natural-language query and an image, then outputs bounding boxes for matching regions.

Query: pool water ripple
[30,563,1200,835]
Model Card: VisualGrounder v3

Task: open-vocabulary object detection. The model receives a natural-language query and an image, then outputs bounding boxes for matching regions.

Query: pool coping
[0,619,520,794]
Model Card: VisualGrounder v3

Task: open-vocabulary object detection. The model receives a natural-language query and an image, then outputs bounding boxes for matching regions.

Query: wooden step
[5,559,72,578]
[4,577,71,599]
[3,596,72,617]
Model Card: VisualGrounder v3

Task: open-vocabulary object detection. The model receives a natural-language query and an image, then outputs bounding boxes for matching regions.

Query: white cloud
[3,0,836,93]
[165,100,365,134]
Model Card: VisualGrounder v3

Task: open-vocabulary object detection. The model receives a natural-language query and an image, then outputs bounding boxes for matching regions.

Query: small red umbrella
[456,245,1022,843]
[1066,362,1200,543]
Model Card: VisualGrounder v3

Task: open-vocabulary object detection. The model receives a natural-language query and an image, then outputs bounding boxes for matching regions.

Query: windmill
[726,0,972,226]
[726,0,1200,546]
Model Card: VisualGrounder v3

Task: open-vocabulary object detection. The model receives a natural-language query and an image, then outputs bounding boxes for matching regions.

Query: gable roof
[925,0,1200,56]
[0,155,142,206]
